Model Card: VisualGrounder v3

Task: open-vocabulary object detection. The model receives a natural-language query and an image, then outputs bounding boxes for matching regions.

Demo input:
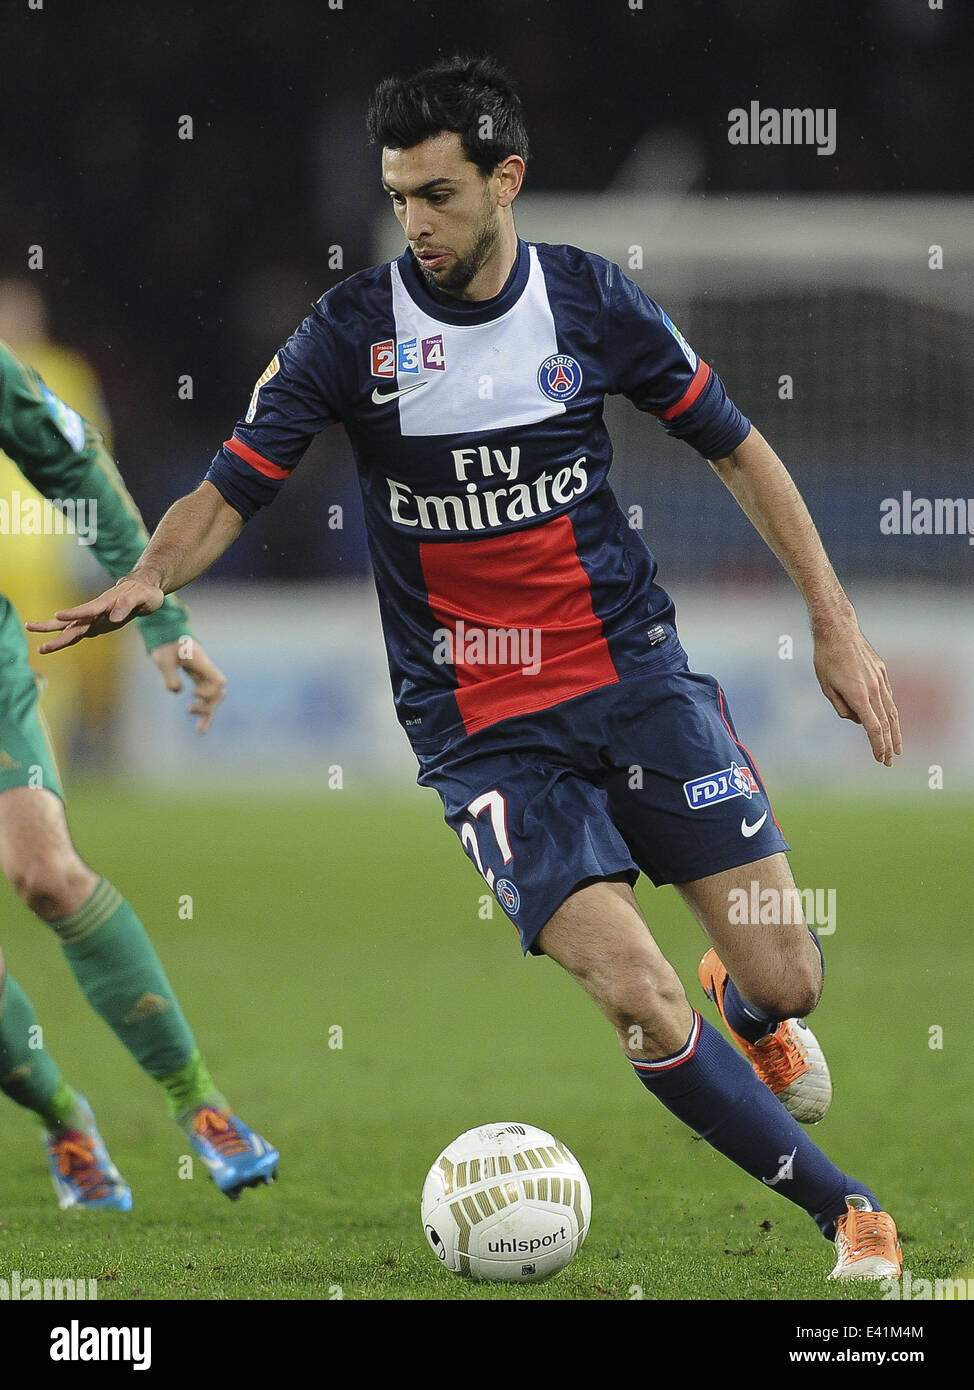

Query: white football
[421,1122,591,1282]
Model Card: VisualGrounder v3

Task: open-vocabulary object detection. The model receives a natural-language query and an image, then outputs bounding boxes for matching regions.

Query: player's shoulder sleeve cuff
[659,366,752,459]
[204,439,286,520]
[223,434,290,480]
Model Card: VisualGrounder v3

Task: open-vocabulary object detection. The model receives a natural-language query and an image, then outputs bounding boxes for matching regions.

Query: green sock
[50,879,226,1119]
[165,1051,229,1134]
[36,1078,88,1131]
[0,970,84,1129]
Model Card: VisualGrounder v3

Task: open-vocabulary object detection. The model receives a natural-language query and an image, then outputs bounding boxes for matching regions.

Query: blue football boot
[44,1095,133,1211]
[188,1107,279,1199]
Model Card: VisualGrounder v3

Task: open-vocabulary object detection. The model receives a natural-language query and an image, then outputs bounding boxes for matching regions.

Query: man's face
[381,131,500,297]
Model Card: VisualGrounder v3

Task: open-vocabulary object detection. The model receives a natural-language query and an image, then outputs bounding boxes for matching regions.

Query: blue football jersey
[205,239,750,755]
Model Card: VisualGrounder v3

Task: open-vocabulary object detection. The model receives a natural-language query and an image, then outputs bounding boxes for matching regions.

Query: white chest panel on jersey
[389,246,567,438]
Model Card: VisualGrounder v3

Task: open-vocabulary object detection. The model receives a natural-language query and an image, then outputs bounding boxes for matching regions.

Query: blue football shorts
[416,665,789,955]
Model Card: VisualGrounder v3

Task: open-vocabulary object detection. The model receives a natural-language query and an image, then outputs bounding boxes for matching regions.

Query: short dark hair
[366,55,529,178]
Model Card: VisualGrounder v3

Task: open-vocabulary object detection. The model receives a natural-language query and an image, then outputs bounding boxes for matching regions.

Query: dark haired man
[32,56,902,1280]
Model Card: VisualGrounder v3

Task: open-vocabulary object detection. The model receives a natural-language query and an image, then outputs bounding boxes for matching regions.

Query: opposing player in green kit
[0,340,278,1206]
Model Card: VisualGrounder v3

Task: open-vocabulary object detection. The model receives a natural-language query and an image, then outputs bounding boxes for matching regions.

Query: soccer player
[0,341,278,1204]
[31,58,902,1279]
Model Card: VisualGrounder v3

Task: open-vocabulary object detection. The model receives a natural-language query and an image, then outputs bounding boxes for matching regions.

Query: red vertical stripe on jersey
[419,514,619,737]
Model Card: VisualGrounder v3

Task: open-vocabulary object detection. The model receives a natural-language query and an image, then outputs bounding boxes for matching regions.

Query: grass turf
[0,784,970,1303]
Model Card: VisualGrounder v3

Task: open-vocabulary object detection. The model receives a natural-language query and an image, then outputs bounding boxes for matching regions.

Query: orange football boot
[828,1196,903,1281]
[698,947,832,1124]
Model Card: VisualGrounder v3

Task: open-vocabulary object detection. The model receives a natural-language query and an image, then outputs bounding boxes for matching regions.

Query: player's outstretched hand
[26,574,165,652]
[150,638,227,734]
[813,623,902,766]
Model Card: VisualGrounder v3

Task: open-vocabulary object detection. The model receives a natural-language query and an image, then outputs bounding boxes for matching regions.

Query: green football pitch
[1,784,971,1303]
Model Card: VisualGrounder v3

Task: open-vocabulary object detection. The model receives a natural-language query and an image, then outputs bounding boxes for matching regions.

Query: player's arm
[708,425,901,767]
[0,343,230,728]
[0,341,194,648]
[29,481,244,651]
[30,303,342,656]
[603,269,901,767]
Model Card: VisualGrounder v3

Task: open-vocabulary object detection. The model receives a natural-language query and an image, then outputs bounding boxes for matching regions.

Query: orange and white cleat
[698,948,832,1124]
[828,1196,903,1281]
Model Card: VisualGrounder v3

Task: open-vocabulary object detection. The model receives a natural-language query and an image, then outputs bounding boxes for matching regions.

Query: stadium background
[1,0,972,1306]
[2,0,972,788]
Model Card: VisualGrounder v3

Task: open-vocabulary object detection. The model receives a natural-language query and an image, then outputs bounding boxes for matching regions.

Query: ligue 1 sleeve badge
[537,354,582,402]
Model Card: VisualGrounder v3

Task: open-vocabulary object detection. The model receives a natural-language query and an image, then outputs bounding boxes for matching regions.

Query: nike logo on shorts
[741,811,768,837]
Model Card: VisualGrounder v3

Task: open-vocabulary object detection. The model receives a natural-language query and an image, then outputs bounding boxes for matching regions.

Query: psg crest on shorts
[537,354,582,402]
[495,878,521,914]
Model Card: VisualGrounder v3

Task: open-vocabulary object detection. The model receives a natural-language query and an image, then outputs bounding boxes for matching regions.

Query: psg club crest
[495,878,520,914]
[537,354,582,402]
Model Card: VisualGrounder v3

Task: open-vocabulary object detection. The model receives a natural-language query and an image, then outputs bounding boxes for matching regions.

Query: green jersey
[0,338,190,650]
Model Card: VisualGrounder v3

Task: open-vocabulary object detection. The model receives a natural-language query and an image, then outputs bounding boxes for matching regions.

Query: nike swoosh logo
[371,381,430,404]
[741,811,768,838]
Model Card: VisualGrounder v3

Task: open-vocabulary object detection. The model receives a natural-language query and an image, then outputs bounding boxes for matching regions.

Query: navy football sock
[722,928,826,1044]
[721,978,777,1042]
[632,1011,877,1239]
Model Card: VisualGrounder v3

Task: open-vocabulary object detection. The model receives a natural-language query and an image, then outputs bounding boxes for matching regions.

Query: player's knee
[9,848,94,921]
[788,944,824,1016]
[604,966,689,1049]
[749,960,822,1021]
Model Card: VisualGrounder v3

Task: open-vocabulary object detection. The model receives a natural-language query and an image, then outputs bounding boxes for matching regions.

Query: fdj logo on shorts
[684,761,759,810]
